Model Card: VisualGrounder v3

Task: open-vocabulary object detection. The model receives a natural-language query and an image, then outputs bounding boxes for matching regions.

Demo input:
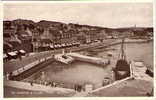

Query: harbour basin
[23,41,153,90]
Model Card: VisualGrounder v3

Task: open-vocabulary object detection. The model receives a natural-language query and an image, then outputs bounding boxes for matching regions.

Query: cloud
[4,3,153,28]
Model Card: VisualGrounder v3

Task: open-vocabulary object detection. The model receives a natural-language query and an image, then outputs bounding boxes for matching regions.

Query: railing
[8,55,53,78]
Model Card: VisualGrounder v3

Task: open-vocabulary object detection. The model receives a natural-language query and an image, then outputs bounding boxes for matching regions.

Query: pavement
[4,80,76,97]
[73,91,89,97]
[87,79,153,97]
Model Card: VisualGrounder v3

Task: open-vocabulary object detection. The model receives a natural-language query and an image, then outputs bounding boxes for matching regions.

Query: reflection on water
[25,42,153,89]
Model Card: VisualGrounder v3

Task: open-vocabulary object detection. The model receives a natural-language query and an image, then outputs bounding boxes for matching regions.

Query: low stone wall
[76,61,133,95]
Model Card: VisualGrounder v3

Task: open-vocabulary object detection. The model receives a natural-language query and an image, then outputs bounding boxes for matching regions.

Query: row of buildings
[3,19,153,53]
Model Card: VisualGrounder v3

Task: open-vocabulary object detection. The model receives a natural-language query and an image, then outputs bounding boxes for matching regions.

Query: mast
[121,38,125,60]
[115,38,130,80]
[119,38,126,60]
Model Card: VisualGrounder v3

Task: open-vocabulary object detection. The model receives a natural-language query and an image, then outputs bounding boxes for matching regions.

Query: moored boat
[113,38,130,80]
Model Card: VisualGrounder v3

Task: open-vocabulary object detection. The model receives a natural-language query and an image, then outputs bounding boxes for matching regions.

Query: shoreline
[72,39,153,52]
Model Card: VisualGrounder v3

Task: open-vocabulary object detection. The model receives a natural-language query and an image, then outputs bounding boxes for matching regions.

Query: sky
[0,4,2,20]
[3,3,153,28]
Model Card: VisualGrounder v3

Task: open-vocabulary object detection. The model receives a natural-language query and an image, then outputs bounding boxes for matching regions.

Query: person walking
[30,81,33,86]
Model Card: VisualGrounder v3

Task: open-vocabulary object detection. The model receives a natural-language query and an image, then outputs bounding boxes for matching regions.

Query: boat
[54,49,74,64]
[113,38,130,80]
[146,67,153,77]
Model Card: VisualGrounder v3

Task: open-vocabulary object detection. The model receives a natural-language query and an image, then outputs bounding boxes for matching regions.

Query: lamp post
[32,32,35,52]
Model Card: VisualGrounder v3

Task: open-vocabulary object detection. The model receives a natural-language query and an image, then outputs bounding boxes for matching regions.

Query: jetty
[67,53,110,66]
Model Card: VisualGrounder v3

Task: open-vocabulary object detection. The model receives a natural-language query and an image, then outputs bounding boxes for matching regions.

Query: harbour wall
[68,53,110,66]
[8,56,55,81]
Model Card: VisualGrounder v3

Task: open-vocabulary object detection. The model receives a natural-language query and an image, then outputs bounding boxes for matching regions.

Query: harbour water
[24,41,153,89]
